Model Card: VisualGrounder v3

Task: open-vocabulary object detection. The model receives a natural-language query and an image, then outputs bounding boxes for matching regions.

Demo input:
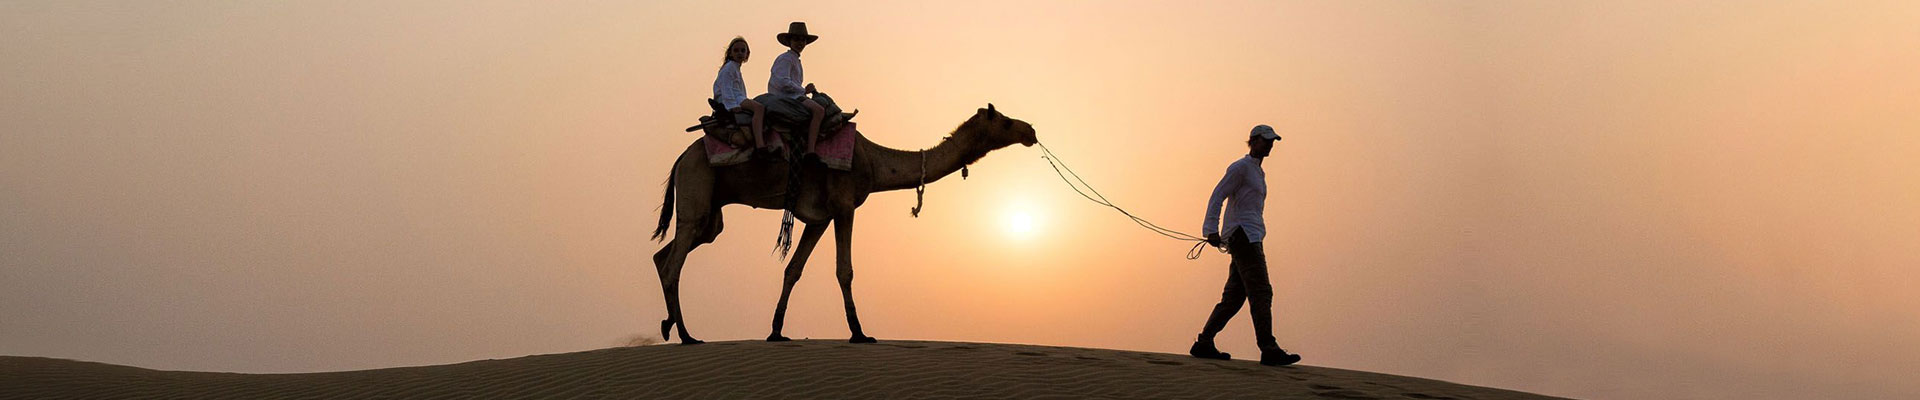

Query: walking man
[1191,124,1303,366]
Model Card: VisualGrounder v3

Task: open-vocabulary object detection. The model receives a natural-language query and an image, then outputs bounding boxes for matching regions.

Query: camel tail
[652,157,680,241]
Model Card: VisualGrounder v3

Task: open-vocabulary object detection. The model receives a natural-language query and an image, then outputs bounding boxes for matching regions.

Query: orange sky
[3,1,1917,398]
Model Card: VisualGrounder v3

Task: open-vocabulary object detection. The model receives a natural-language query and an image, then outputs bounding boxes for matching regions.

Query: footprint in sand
[1014,352,1048,357]
[1363,381,1406,390]
[1314,390,1380,399]
[1210,364,1252,372]
[1309,385,1380,400]
[1147,360,1184,366]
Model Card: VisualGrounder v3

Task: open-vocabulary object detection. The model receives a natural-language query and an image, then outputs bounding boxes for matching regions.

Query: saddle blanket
[704,122,856,171]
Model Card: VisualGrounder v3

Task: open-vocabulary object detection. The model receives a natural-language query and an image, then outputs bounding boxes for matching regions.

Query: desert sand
[1,340,1562,399]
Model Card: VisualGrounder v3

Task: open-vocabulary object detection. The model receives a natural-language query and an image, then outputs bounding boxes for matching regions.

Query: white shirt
[1202,155,1268,242]
[712,60,749,109]
[768,50,806,98]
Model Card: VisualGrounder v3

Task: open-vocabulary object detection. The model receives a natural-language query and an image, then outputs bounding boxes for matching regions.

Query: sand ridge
[1,340,1564,399]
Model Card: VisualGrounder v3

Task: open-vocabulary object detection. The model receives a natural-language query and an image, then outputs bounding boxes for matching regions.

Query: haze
[3,1,1916,398]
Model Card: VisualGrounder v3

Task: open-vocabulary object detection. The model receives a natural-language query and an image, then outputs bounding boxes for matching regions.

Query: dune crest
[1,340,1562,399]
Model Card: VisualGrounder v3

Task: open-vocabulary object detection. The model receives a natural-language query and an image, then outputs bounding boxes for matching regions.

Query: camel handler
[1189,124,1303,366]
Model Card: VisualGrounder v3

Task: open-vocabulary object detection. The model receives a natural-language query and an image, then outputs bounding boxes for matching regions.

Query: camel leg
[653,207,723,343]
[768,221,830,342]
[653,207,723,281]
[657,235,703,344]
[833,214,876,343]
[653,244,673,340]
[654,208,716,345]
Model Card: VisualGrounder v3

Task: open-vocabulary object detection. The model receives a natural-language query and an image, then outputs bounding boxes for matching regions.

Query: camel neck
[861,129,986,193]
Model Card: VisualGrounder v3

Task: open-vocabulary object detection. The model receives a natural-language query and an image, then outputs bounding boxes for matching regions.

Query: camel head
[961,103,1038,150]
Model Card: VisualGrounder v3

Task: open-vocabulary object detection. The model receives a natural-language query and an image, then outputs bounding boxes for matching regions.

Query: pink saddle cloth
[701,127,779,167]
[816,122,856,170]
[703,122,856,171]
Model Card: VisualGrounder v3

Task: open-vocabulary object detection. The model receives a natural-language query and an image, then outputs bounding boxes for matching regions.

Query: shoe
[1260,349,1302,366]
[1189,341,1231,360]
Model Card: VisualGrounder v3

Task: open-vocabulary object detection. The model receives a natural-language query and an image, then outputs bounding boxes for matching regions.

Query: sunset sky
[4,1,1918,399]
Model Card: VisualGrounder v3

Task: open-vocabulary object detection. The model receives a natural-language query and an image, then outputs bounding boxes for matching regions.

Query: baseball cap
[1250,124,1281,140]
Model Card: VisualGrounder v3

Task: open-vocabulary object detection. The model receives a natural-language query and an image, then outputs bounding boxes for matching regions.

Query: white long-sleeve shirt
[712,60,749,109]
[767,50,806,98]
[1202,155,1268,242]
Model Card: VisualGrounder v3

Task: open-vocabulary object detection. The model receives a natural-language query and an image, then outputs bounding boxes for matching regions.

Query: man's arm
[1201,162,1242,244]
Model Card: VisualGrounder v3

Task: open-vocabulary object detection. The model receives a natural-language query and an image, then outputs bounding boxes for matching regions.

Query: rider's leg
[741,99,767,149]
[802,98,825,155]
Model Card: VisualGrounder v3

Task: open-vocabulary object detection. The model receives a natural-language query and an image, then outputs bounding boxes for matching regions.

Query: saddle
[687,98,857,170]
[758,91,854,135]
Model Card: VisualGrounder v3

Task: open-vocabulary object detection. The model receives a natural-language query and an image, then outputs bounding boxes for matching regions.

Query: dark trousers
[1199,230,1279,351]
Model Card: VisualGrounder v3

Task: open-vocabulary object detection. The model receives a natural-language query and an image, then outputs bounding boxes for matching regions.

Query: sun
[1002,206,1042,239]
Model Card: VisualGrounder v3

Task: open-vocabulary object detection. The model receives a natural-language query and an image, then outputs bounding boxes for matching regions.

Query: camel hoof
[849,335,877,344]
[678,337,705,345]
[767,334,792,342]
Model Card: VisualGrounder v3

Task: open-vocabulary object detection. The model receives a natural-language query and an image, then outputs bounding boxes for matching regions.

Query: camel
[650,104,1038,344]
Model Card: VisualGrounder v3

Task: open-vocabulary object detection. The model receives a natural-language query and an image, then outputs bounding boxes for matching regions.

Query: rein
[1038,141,1225,260]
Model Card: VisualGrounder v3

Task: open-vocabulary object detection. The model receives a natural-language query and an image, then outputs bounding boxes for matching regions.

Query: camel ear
[986,103,998,121]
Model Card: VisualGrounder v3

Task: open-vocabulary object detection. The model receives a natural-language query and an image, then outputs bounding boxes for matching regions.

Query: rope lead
[1038,142,1226,260]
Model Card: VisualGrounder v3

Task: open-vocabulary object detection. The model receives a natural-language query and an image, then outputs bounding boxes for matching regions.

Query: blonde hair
[721,36,747,66]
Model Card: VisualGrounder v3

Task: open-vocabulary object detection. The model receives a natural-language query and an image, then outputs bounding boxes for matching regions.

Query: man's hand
[1205,233,1223,248]
[805,83,817,94]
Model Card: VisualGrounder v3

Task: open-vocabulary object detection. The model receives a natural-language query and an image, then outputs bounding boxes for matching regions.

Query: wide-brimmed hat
[777,22,818,47]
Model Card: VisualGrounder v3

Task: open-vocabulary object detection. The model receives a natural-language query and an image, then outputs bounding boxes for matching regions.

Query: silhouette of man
[763,21,827,157]
[1191,124,1303,366]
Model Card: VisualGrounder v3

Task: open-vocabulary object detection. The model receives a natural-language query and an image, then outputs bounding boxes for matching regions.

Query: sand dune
[1,340,1562,399]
